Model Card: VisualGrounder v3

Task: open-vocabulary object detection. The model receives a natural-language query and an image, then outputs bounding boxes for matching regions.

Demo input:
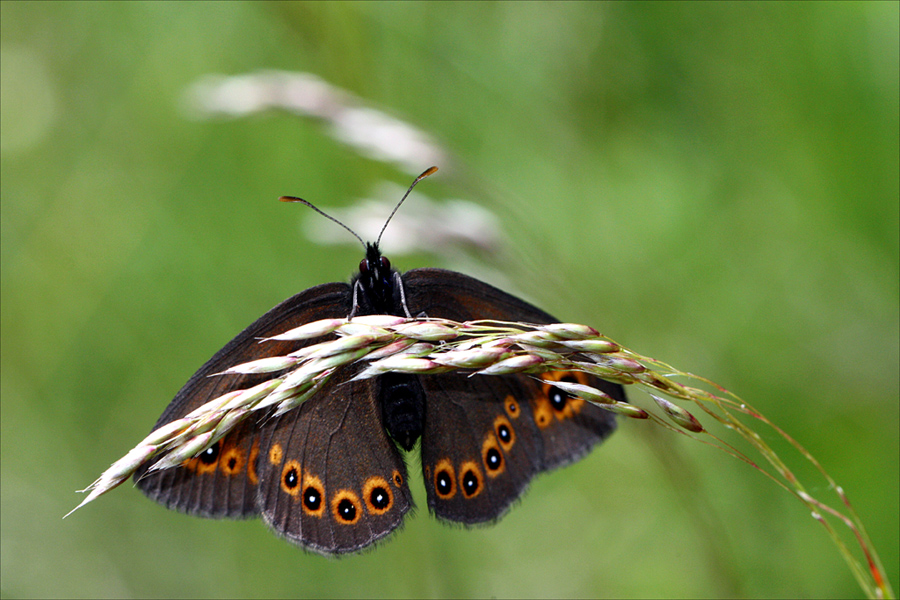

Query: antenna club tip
[279,196,303,203]
[420,166,439,178]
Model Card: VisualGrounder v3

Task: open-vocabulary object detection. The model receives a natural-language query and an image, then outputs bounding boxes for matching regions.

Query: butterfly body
[136,242,622,554]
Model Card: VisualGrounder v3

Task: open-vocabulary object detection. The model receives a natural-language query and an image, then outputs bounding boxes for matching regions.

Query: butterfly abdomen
[379,372,427,452]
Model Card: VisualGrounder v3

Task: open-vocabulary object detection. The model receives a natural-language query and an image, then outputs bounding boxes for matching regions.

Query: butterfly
[134,167,623,555]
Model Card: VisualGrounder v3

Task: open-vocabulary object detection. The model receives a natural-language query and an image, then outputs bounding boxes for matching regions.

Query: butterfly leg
[393,271,413,318]
[349,279,363,319]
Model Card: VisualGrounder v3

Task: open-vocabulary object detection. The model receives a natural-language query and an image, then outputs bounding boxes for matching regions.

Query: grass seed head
[477,354,545,375]
[264,318,345,341]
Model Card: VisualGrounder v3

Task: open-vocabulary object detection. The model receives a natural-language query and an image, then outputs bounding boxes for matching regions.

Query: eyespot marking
[220,445,245,476]
[459,461,483,499]
[302,473,325,517]
[269,443,283,466]
[433,458,456,500]
[493,415,515,451]
[280,460,302,497]
[533,396,553,429]
[332,490,362,525]
[504,395,521,419]
[538,371,588,421]
[392,469,404,488]
[192,441,221,474]
[482,433,505,477]
[363,476,393,515]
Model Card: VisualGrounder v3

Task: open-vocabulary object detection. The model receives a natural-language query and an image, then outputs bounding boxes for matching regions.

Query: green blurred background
[2,2,897,598]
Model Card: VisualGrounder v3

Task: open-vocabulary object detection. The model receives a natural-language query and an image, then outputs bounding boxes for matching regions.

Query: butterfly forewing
[137,418,263,518]
[401,268,620,524]
[134,282,354,518]
[135,280,416,554]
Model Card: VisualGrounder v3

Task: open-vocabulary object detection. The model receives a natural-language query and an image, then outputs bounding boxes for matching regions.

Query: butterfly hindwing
[401,268,621,524]
[418,372,542,523]
[256,367,413,555]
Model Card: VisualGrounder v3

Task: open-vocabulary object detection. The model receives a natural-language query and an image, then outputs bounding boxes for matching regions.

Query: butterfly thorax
[353,244,426,452]
[354,243,399,315]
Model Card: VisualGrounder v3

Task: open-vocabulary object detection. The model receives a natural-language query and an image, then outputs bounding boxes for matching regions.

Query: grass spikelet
[66,315,893,598]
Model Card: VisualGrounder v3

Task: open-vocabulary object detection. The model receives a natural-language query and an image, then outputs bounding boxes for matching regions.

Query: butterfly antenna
[376,166,439,247]
[279,195,366,250]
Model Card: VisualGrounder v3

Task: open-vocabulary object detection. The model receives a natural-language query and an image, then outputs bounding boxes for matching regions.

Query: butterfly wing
[401,268,622,524]
[134,282,413,553]
[255,368,413,555]
[135,282,353,517]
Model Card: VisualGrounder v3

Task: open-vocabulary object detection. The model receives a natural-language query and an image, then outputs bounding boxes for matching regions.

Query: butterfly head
[356,242,397,314]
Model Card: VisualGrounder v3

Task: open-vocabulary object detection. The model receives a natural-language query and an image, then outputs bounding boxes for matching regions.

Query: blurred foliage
[1,2,897,598]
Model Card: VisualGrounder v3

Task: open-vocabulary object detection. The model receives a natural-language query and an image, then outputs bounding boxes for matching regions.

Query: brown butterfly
[134,168,622,555]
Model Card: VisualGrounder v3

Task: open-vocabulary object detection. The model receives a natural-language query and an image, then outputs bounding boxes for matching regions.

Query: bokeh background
[2,2,897,598]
